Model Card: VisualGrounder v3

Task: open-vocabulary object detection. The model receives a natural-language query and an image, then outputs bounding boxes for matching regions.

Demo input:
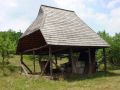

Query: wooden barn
[16,5,109,77]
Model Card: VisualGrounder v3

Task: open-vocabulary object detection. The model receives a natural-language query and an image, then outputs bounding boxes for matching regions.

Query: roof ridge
[41,5,74,12]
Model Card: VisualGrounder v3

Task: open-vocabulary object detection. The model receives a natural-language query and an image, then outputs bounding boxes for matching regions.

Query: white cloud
[93,7,120,35]
[0,0,33,32]
[111,7,120,17]
[0,0,18,8]
[53,0,120,35]
[9,1,17,7]
[0,0,119,35]
[0,18,30,32]
[107,0,120,8]
[53,0,85,11]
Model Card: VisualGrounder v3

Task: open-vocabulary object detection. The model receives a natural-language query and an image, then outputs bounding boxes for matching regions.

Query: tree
[110,33,120,65]
[0,29,22,74]
[97,30,120,67]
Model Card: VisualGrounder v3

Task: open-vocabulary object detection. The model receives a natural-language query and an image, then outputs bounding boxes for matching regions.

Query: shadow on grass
[64,71,120,82]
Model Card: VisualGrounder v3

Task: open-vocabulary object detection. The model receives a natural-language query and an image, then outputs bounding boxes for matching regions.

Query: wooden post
[38,55,42,73]
[33,51,35,73]
[70,48,74,73]
[40,60,50,76]
[20,54,32,75]
[103,48,107,72]
[20,54,23,73]
[55,55,58,67]
[49,46,53,77]
[88,48,92,75]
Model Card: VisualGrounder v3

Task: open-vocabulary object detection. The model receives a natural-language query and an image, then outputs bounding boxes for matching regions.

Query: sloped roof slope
[21,5,109,47]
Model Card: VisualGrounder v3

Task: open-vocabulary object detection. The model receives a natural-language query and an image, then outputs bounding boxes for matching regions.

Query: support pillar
[49,46,53,77]
[55,56,58,66]
[20,54,32,75]
[20,54,23,73]
[70,48,74,73]
[38,55,42,73]
[103,48,107,72]
[88,48,92,75]
[33,51,36,73]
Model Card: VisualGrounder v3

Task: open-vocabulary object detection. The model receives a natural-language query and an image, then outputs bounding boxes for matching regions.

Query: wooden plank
[23,45,48,53]
[20,54,32,75]
[21,64,29,75]
[103,48,107,72]
[21,61,32,74]
[20,54,32,74]
[49,46,53,76]
[33,51,36,73]
[55,56,58,68]
[20,54,23,73]
[38,56,42,73]
[88,48,92,75]
[70,48,75,73]
[40,60,50,76]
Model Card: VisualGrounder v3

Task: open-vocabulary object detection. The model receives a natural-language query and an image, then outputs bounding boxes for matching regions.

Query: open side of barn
[16,5,109,78]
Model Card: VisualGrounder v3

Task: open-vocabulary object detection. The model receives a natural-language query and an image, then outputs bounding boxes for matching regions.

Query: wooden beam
[20,54,32,74]
[38,56,42,73]
[88,48,92,75]
[70,48,74,73]
[49,46,53,77]
[20,54,23,73]
[21,64,29,75]
[33,51,36,73]
[52,47,67,53]
[40,60,50,76]
[103,48,107,72]
[23,45,48,53]
[55,56,58,67]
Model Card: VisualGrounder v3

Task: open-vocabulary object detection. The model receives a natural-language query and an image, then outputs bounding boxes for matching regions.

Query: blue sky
[0,0,120,35]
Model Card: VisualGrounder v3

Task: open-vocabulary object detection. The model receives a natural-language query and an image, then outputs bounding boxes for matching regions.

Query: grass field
[0,56,120,90]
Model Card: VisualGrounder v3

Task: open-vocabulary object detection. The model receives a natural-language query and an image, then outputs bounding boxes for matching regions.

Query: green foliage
[0,29,22,74]
[98,30,120,67]
[0,29,22,55]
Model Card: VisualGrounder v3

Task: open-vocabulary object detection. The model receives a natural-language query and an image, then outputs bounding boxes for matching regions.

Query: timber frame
[16,5,109,78]
[19,45,107,77]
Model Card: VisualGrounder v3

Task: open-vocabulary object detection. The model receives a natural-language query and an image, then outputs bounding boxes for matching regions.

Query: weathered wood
[23,45,48,53]
[20,54,32,74]
[21,64,28,75]
[21,61,32,74]
[40,60,50,76]
[49,46,53,76]
[33,51,36,73]
[38,56,42,72]
[52,47,66,53]
[70,48,74,73]
[20,54,23,73]
[91,49,96,73]
[55,56,58,67]
[88,48,92,74]
[103,48,107,72]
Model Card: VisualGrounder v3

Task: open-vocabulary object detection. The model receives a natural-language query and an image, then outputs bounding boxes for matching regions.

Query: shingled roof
[21,5,109,47]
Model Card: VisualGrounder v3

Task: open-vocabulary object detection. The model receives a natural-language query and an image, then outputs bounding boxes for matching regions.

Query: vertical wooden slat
[88,48,92,75]
[20,54,23,73]
[49,46,53,76]
[40,60,50,76]
[38,55,42,73]
[20,54,32,75]
[33,51,36,73]
[103,48,107,72]
[70,48,74,73]
[55,55,58,67]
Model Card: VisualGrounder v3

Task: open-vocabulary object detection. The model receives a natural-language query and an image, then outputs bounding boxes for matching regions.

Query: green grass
[0,56,120,90]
